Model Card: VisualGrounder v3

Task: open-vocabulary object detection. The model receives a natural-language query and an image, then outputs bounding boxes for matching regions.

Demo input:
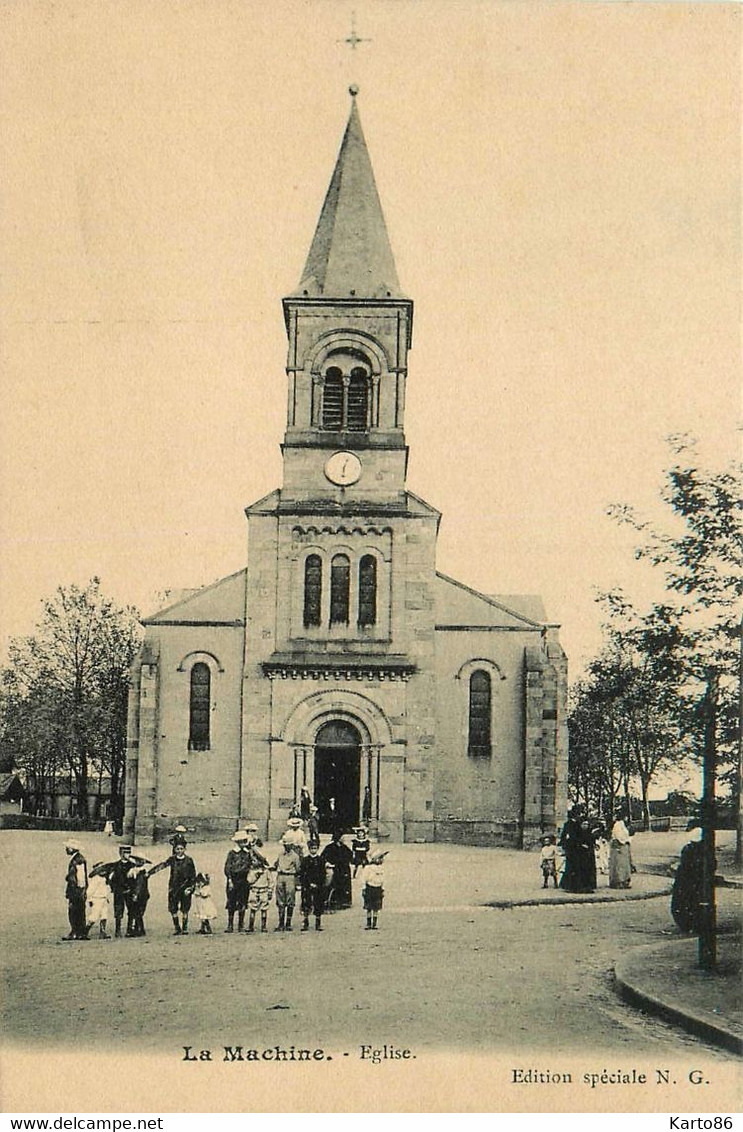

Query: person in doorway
[62,840,88,940]
[307,805,320,848]
[608,810,633,889]
[362,784,372,826]
[147,842,197,934]
[299,786,312,823]
[299,842,327,931]
[321,829,353,909]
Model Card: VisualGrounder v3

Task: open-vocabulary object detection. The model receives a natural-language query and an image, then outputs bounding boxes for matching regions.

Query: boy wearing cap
[62,841,88,940]
[223,832,254,933]
[273,835,302,932]
[299,842,327,932]
[104,845,150,937]
[362,851,388,930]
[539,835,559,889]
[148,842,198,934]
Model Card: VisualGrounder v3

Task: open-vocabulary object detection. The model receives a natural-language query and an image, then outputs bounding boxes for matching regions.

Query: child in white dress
[86,865,111,938]
[193,873,218,934]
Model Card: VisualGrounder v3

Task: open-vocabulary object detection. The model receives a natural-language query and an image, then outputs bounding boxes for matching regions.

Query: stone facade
[124,95,567,848]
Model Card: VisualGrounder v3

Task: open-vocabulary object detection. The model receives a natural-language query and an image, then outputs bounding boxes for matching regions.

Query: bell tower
[281,90,414,506]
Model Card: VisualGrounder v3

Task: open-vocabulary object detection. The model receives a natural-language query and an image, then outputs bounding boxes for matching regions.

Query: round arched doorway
[314,720,361,833]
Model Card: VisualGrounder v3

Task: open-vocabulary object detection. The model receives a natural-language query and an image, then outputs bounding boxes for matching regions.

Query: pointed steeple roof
[295,92,404,299]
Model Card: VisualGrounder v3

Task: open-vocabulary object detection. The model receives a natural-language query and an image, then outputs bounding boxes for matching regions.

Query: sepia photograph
[0,0,740,1115]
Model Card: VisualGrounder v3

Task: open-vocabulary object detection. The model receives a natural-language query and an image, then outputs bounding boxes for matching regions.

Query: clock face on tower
[324,451,362,486]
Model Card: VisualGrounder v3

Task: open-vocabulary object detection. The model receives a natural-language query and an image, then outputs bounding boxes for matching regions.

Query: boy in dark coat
[148,842,197,934]
[103,845,150,937]
[299,842,327,932]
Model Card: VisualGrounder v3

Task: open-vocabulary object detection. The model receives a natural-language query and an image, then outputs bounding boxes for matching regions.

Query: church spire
[294,89,404,300]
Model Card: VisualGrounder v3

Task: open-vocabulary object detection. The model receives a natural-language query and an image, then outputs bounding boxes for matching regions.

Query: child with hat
[273,833,303,932]
[147,841,197,935]
[224,831,251,933]
[299,841,327,932]
[283,815,308,856]
[539,834,559,889]
[362,850,388,930]
[351,825,371,878]
[86,863,112,939]
[246,856,274,934]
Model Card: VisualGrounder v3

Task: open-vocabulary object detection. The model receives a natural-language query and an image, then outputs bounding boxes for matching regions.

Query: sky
[1,0,740,677]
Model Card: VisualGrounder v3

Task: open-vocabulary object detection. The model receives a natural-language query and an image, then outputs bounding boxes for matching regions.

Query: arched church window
[358,554,377,627]
[468,670,491,758]
[329,554,350,626]
[347,368,370,431]
[321,367,343,430]
[189,662,211,751]
[303,554,322,628]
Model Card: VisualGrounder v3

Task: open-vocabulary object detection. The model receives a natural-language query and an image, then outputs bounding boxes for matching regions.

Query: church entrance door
[313,720,361,834]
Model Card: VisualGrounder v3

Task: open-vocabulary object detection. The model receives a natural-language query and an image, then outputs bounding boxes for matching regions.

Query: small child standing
[193,873,218,935]
[539,835,558,889]
[86,864,111,939]
[351,825,371,878]
[362,850,388,930]
[247,860,274,933]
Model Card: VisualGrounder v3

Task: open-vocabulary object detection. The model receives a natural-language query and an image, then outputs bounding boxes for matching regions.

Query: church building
[124,92,568,848]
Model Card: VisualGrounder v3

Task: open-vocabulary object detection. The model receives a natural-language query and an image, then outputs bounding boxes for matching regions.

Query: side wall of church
[129,623,245,842]
[433,629,533,846]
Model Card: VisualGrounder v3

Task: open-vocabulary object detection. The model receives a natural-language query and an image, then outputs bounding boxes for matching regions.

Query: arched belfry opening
[314,719,362,833]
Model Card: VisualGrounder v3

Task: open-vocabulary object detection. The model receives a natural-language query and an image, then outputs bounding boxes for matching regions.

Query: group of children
[63,820,388,941]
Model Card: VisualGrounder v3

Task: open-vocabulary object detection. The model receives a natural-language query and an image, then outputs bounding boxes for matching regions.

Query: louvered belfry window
[303,554,322,628]
[189,662,211,751]
[347,368,369,430]
[321,367,344,429]
[320,361,370,431]
[358,554,377,627]
[329,554,350,625]
[468,670,492,757]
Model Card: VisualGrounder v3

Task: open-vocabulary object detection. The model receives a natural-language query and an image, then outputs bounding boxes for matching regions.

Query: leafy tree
[607,436,742,849]
[0,579,141,817]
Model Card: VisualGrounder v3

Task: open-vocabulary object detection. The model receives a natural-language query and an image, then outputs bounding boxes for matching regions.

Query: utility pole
[698,669,718,970]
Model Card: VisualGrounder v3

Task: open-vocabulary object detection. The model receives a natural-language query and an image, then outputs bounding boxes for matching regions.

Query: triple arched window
[303,552,379,630]
[468,670,492,758]
[189,662,211,751]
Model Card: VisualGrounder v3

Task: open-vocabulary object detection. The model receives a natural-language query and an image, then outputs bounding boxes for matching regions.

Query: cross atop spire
[293,92,404,300]
[338,11,371,52]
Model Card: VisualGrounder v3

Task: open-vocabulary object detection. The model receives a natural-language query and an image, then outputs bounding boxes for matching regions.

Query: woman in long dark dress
[559,805,586,892]
[574,819,597,893]
[321,831,353,910]
[671,827,707,933]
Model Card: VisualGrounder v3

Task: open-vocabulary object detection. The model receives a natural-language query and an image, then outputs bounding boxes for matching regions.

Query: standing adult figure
[574,819,597,893]
[608,811,633,889]
[321,830,353,909]
[558,804,585,893]
[62,840,88,940]
[299,786,312,823]
[671,824,706,933]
